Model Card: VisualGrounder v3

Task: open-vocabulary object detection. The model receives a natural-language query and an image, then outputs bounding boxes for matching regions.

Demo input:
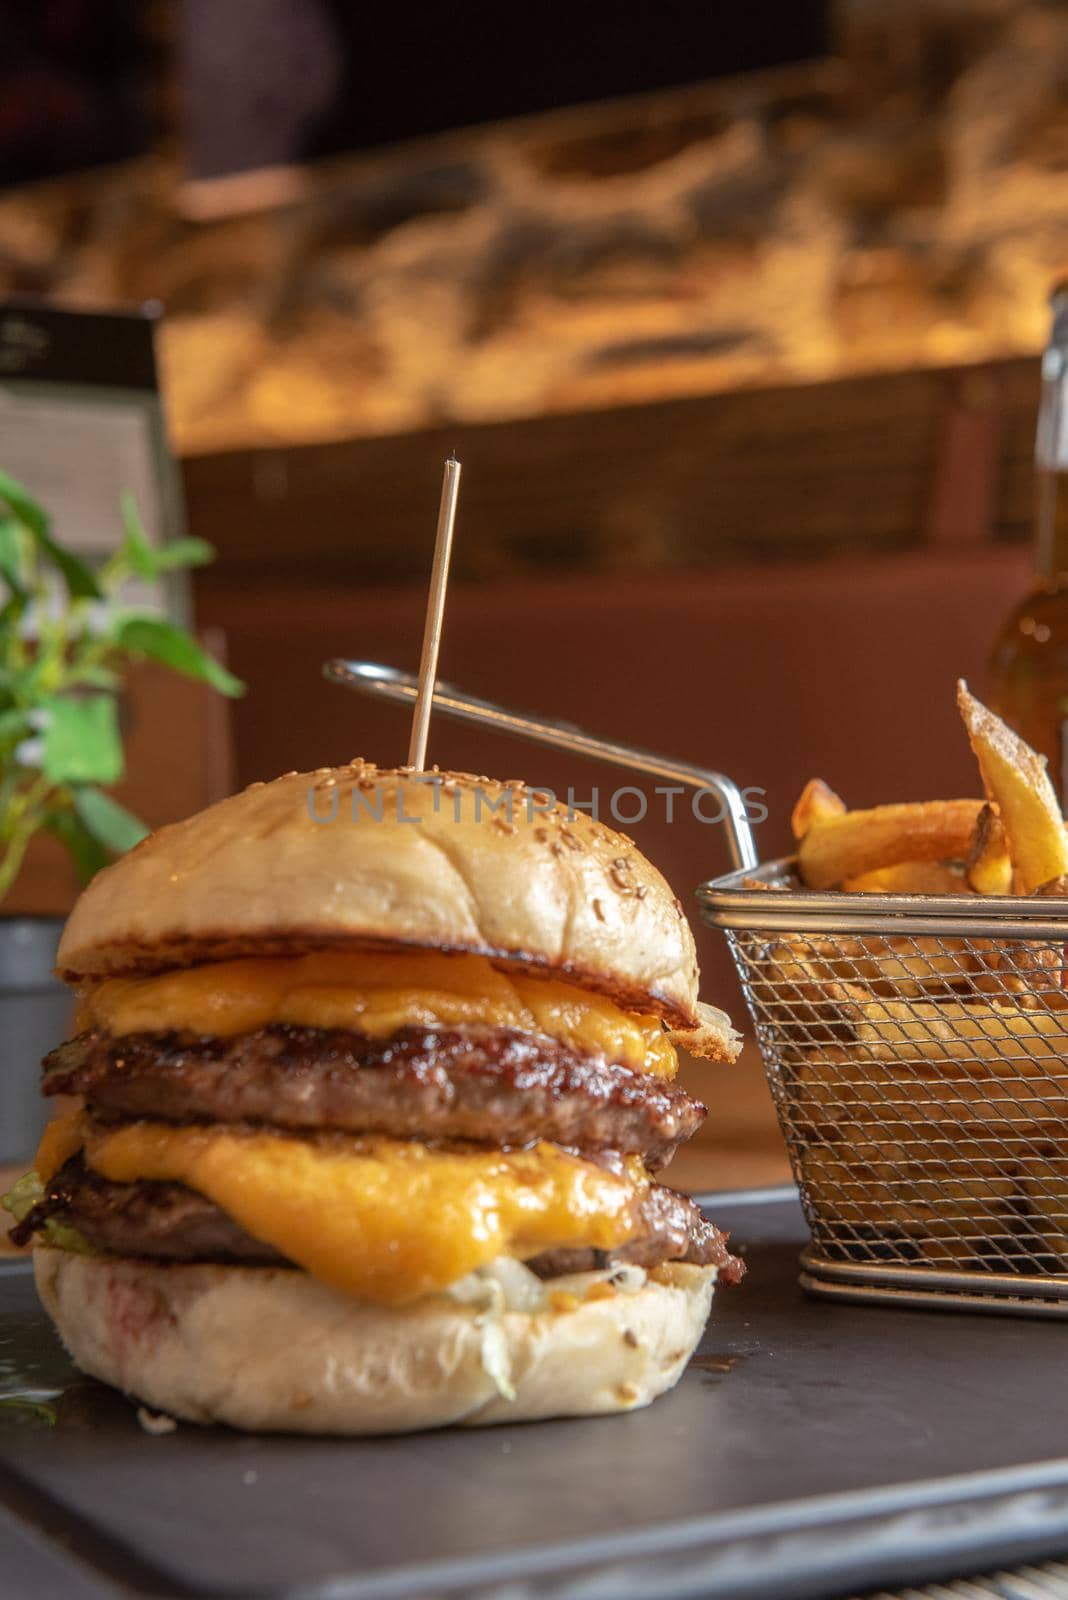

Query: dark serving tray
[4,1188,1068,1600]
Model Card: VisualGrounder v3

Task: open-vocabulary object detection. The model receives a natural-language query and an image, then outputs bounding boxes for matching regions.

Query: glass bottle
[990,281,1068,802]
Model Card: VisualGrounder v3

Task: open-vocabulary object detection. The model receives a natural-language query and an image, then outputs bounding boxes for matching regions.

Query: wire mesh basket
[327,660,1068,1317]
[699,862,1068,1317]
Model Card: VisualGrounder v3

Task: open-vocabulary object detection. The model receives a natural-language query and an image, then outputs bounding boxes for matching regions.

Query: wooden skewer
[407,455,462,769]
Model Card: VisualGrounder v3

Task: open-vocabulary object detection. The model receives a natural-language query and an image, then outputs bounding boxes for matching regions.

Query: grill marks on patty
[43,1024,705,1170]
[17,1154,744,1285]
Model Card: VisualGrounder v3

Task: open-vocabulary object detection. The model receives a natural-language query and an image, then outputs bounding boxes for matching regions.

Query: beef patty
[44,1025,703,1171]
[16,1154,744,1285]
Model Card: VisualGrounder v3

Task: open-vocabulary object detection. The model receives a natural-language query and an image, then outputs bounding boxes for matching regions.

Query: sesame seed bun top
[57,762,720,1034]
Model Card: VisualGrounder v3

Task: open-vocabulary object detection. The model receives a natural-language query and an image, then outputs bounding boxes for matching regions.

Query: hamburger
[8,761,743,1433]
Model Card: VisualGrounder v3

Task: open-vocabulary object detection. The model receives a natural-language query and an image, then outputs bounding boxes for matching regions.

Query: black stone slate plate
[3,1189,1068,1600]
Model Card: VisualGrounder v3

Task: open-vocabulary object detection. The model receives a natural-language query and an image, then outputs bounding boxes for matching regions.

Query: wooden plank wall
[184,356,1040,588]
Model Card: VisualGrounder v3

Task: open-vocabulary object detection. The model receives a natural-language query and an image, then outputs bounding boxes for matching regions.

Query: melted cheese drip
[46,1117,644,1305]
[36,1111,84,1181]
[82,951,677,1079]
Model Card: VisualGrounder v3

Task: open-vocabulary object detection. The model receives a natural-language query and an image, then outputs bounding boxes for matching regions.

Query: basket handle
[324,659,759,872]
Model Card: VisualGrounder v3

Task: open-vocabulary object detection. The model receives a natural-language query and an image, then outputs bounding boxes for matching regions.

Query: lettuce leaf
[1,1170,95,1255]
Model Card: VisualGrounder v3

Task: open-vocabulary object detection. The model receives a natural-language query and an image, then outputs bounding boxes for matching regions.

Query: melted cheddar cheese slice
[38,1115,644,1306]
[81,950,677,1078]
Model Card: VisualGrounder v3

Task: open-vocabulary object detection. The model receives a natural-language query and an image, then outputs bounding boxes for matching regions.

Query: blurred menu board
[0,299,186,617]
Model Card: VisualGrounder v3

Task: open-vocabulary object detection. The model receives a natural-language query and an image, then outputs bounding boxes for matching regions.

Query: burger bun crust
[34,1248,716,1435]
[56,764,704,1026]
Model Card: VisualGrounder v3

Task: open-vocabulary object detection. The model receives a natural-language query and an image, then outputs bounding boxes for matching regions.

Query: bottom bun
[34,1249,716,1435]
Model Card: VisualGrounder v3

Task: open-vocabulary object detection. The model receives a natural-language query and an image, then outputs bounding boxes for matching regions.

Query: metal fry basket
[327,660,1068,1317]
[699,864,1068,1317]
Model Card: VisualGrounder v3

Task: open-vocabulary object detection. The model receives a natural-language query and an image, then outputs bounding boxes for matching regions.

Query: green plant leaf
[72,786,149,855]
[0,468,102,600]
[0,470,47,538]
[117,495,215,578]
[118,491,158,580]
[0,664,36,700]
[43,807,111,884]
[0,518,27,597]
[68,665,121,691]
[153,537,216,572]
[40,533,102,600]
[41,695,123,785]
[114,615,244,697]
[0,708,31,744]
[0,594,28,631]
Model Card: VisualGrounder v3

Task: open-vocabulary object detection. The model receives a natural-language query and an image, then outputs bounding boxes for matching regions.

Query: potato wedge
[757,928,978,1011]
[839,996,1068,1066]
[791,1047,1068,1127]
[843,861,970,895]
[801,1147,1022,1239]
[797,799,984,890]
[957,680,1068,894]
[972,938,1065,1004]
[964,802,1013,895]
[791,778,846,841]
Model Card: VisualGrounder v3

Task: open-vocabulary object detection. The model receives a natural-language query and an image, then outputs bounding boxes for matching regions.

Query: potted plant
[0,470,243,1162]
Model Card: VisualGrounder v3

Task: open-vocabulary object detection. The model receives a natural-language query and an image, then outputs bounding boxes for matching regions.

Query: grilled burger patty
[44,1024,704,1170]
[16,1154,744,1283]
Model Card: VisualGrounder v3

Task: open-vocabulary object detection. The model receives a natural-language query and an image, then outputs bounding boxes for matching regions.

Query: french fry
[791,1047,1068,1129]
[801,1147,1021,1239]
[762,940,869,1004]
[864,937,979,996]
[957,680,1068,894]
[839,996,1068,1066]
[1018,1160,1068,1263]
[766,941,981,1083]
[758,942,869,1044]
[765,934,977,1005]
[913,1233,1027,1267]
[797,799,984,890]
[775,684,1068,1270]
[964,802,1013,895]
[843,861,970,895]
[972,940,1065,1003]
[791,778,846,841]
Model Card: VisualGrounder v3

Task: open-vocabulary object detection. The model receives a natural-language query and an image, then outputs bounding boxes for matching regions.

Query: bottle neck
[1035,339,1068,582]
